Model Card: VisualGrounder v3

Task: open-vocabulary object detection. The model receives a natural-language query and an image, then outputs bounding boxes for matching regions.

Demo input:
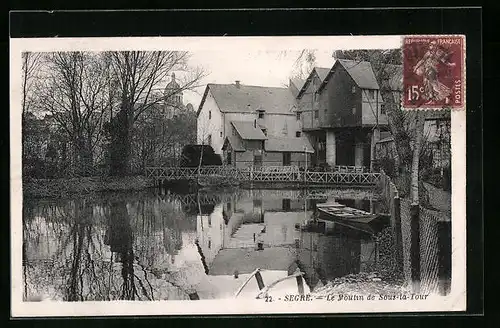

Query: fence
[379,171,451,295]
[146,165,380,186]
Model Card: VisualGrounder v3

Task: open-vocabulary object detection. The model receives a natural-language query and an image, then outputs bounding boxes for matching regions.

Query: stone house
[196,82,304,156]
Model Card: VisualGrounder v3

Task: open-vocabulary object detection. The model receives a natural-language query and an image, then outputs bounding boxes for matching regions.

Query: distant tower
[164,73,183,118]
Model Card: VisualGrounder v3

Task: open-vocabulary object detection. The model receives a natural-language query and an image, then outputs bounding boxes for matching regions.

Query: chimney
[235,80,240,88]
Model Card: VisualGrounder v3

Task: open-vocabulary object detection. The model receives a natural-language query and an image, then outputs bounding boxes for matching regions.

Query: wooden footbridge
[146,165,381,186]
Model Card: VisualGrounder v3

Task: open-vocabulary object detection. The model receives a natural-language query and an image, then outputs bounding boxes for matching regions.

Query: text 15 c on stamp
[402,35,465,110]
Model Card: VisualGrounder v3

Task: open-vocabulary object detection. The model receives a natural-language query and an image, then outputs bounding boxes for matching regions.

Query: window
[220,131,223,137]
[254,154,262,167]
[208,239,211,249]
[380,104,386,114]
[352,86,356,94]
[352,107,357,115]
[208,111,212,119]
[283,152,291,166]
[295,131,302,137]
[226,151,232,165]
[253,199,262,207]
[258,111,264,119]
[368,90,375,99]
[207,134,212,145]
[282,199,291,211]
[314,110,319,119]
[296,112,301,120]
[208,216,212,227]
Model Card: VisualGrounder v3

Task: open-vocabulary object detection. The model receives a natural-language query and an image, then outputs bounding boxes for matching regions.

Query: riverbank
[311,272,409,297]
[23,176,155,198]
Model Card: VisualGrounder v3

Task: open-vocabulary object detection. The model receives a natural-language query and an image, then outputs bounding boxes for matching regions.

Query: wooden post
[296,275,304,295]
[393,195,403,273]
[438,221,452,295]
[255,271,265,290]
[410,203,421,292]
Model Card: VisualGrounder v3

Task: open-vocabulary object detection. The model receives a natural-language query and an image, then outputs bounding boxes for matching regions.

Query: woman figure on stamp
[413,40,456,103]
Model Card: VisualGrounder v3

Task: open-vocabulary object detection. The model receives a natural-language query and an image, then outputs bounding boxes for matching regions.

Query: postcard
[10,35,466,316]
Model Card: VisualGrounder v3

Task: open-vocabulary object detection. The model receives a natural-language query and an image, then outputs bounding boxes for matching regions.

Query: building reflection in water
[195,189,382,291]
[22,188,384,301]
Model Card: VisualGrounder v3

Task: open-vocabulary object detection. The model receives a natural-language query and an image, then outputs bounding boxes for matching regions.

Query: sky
[12,36,402,113]
[182,49,336,109]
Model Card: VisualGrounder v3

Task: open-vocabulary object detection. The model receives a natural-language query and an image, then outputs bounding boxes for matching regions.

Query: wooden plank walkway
[146,165,381,186]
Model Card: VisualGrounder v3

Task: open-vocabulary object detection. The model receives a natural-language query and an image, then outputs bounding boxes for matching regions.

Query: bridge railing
[146,165,381,185]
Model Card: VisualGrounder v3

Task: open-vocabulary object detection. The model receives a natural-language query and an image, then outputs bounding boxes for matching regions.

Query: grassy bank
[23,175,156,198]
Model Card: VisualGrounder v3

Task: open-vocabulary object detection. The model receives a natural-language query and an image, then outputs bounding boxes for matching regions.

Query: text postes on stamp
[402,35,465,110]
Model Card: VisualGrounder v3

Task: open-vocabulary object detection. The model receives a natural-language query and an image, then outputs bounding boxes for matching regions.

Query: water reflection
[193,189,383,291]
[22,187,384,301]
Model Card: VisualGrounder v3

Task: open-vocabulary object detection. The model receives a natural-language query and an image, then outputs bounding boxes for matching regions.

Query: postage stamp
[402,35,465,110]
[10,35,467,317]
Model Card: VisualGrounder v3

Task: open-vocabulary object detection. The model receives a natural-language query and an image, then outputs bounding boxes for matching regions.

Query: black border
[7,7,483,321]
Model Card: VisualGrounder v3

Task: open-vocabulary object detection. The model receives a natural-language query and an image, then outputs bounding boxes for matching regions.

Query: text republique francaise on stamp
[402,35,465,110]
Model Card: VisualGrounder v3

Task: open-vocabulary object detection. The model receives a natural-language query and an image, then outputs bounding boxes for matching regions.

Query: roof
[296,67,331,98]
[231,121,267,140]
[337,59,380,90]
[377,136,394,144]
[376,131,395,144]
[165,73,180,90]
[424,110,451,121]
[197,83,296,116]
[222,135,246,151]
[265,136,314,153]
[317,59,379,93]
[290,78,305,91]
[314,67,331,82]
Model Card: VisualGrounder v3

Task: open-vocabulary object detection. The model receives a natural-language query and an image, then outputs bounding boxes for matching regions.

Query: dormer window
[296,112,301,120]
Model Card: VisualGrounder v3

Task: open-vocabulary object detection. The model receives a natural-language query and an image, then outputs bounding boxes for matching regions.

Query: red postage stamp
[402,35,465,110]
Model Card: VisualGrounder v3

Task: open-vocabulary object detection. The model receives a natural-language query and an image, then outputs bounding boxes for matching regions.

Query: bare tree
[21,52,43,164]
[106,51,206,176]
[290,49,317,80]
[39,52,110,176]
[410,112,425,203]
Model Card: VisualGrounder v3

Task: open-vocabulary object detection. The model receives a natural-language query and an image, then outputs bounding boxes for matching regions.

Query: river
[22,187,388,301]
